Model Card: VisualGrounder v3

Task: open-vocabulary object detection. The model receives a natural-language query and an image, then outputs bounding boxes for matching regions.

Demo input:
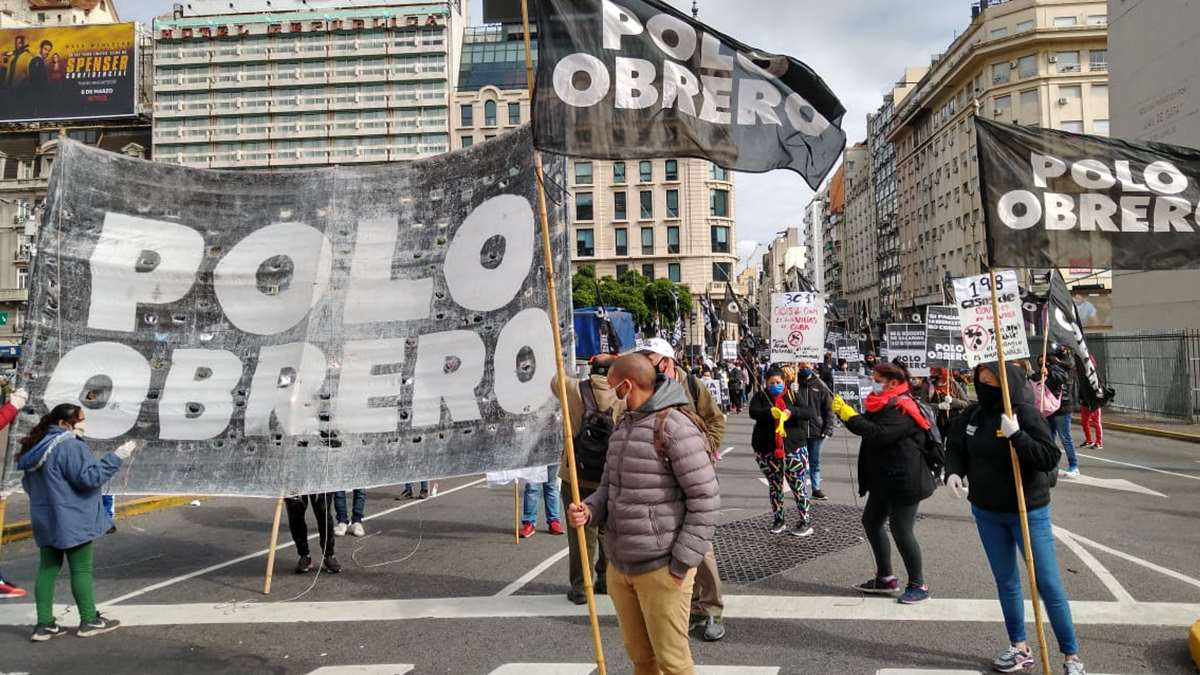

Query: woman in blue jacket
[17,403,136,642]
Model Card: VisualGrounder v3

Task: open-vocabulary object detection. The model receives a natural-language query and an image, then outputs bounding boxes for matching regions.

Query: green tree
[570,267,693,333]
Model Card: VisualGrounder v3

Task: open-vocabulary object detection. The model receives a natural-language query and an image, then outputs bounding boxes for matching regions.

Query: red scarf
[772,393,788,458]
[864,382,930,431]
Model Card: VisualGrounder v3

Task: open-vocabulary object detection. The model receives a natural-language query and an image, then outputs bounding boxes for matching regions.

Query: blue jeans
[334,489,366,524]
[522,465,561,524]
[1050,415,1077,469]
[972,504,1078,656]
[806,437,824,490]
[102,495,115,519]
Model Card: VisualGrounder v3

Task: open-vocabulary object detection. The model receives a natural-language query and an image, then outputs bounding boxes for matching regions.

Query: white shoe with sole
[333,522,348,537]
[350,522,365,537]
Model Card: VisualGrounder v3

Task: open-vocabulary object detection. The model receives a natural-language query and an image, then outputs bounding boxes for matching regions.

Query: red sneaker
[519,522,536,539]
[548,519,565,535]
[0,581,28,599]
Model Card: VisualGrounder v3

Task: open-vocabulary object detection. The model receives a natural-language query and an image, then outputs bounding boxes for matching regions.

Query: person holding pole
[567,354,720,675]
[17,403,136,641]
[1033,346,1080,476]
[945,363,1087,675]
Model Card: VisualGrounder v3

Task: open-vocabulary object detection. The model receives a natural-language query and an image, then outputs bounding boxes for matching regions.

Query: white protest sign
[770,292,825,362]
[721,340,738,362]
[952,270,1030,367]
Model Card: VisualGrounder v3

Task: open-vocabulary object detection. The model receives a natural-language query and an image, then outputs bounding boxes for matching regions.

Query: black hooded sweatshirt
[945,363,1061,513]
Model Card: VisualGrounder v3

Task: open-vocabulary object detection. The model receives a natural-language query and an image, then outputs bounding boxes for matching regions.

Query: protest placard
[770,292,825,362]
[885,323,929,376]
[952,270,1031,368]
[832,372,863,413]
[925,305,967,369]
[721,340,739,362]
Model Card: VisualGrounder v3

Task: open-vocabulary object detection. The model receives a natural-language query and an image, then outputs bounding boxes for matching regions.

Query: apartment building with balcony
[887,0,1110,316]
[152,0,467,169]
[842,143,877,330]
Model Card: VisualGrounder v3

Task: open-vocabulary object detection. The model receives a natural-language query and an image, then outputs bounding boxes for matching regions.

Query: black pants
[285,493,336,558]
[861,492,923,585]
[561,481,606,596]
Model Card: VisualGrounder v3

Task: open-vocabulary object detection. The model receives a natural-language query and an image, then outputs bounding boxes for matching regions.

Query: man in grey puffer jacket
[568,354,720,675]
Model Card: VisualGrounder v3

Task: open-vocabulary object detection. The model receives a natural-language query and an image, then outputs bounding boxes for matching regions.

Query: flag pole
[1037,303,1052,414]
[519,3,607,674]
[986,269,1052,674]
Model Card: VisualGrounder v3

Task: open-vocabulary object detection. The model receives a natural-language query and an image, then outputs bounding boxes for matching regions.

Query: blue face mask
[799,368,813,379]
[767,383,786,396]
[871,382,886,394]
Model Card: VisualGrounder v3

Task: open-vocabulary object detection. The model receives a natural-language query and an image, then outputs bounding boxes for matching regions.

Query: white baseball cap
[636,337,676,361]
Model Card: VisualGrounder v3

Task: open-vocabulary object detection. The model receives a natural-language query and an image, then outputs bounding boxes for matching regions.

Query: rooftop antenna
[691,0,699,19]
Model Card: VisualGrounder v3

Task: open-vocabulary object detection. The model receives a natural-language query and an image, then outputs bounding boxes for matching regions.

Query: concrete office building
[821,166,845,304]
[842,142,876,330]
[1107,0,1200,330]
[887,0,1110,316]
[152,0,466,169]
[755,227,808,342]
[0,0,118,27]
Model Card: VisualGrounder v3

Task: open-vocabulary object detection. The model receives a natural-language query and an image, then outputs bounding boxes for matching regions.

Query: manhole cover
[713,502,868,584]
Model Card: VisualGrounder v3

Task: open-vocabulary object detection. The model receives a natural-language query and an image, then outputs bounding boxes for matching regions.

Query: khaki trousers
[689,549,723,618]
[607,564,697,675]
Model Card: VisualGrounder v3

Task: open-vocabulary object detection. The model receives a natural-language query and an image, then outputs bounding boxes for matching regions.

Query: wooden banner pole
[987,270,1052,674]
[262,496,284,595]
[519,3,606,673]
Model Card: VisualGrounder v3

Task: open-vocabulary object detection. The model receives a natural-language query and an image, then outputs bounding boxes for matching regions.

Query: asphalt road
[0,413,1197,675]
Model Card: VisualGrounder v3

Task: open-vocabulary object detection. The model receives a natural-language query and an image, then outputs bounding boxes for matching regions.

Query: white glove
[1000,414,1020,439]
[9,387,27,409]
[946,474,967,499]
[936,399,952,411]
[114,440,138,460]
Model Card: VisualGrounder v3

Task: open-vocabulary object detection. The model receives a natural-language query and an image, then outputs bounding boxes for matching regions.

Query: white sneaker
[333,522,348,537]
[349,522,365,537]
[1061,467,1080,478]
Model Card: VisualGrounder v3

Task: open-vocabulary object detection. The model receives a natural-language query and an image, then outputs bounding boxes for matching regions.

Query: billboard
[0,23,137,124]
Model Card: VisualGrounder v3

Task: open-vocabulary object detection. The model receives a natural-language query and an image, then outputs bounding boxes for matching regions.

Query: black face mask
[977,381,1002,409]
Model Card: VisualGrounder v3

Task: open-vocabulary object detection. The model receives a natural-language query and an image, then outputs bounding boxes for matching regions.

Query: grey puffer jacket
[585,376,720,578]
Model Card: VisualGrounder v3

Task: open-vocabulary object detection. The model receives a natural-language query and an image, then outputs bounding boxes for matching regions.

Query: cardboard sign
[833,372,863,413]
[770,292,825,362]
[721,340,739,362]
[925,305,967,369]
[885,323,929,376]
[952,270,1031,367]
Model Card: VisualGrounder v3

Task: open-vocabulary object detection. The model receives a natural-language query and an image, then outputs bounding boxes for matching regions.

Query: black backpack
[574,380,615,484]
[896,393,946,476]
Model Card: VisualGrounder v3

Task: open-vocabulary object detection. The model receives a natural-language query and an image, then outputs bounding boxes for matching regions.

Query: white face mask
[72,420,87,437]
[870,382,886,395]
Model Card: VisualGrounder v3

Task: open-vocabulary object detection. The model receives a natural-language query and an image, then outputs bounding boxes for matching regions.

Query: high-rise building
[887,0,1110,317]
[842,143,876,330]
[450,18,739,349]
[152,0,467,169]
[822,165,845,304]
[755,227,808,340]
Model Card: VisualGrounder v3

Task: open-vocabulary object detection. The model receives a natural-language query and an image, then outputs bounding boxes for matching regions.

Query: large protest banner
[0,23,138,124]
[2,128,571,498]
[533,0,846,188]
[975,117,1200,270]
[770,292,824,362]
[885,323,929,376]
[952,271,1030,368]
[925,306,967,370]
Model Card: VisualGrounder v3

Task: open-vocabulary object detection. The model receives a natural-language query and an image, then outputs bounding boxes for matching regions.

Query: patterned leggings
[756,446,810,525]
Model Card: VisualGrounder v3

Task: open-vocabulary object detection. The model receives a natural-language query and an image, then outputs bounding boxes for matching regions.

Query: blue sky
[114,0,968,266]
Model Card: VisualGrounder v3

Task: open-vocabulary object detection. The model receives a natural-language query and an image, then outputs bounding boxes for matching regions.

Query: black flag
[702,289,720,348]
[1046,270,1108,404]
[975,117,1200,270]
[533,0,847,189]
[721,281,742,325]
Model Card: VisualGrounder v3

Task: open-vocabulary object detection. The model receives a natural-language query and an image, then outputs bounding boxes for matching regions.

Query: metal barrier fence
[1084,330,1200,422]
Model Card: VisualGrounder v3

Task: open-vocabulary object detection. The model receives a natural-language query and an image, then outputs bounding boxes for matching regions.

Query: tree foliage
[571,266,693,332]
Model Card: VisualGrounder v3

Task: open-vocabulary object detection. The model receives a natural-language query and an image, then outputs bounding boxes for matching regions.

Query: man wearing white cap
[635,338,728,643]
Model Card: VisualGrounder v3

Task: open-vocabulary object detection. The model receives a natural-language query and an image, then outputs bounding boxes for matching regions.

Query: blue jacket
[18,427,122,550]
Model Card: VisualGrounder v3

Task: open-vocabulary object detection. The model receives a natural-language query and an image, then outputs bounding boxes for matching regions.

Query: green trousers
[36,542,97,626]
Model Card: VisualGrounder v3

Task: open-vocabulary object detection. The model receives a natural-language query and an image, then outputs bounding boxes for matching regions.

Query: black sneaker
[812,488,828,501]
[790,521,815,538]
[769,518,787,534]
[30,622,66,642]
[418,487,429,499]
[76,614,121,638]
[322,556,342,574]
[295,555,313,574]
[106,525,117,534]
[400,488,414,500]
[567,590,587,605]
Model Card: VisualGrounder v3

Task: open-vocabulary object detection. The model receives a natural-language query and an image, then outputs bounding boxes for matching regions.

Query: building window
[710,189,729,217]
[575,192,594,221]
[639,160,653,182]
[1053,15,1079,27]
[711,225,730,253]
[711,163,728,181]
[484,100,497,126]
[616,263,629,277]
[1059,120,1084,133]
[1059,84,1082,102]
[992,62,1010,84]
[640,190,653,219]
[508,101,521,125]
[613,161,626,183]
[575,161,593,185]
[1089,49,1107,71]
[614,191,627,221]
[641,227,654,254]
[1087,14,1107,25]
[667,226,680,254]
[666,189,679,218]
[1055,51,1080,73]
[17,268,28,289]
[1093,119,1110,137]
[989,27,1008,39]
[712,262,731,282]
[1019,89,1039,122]
[460,104,473,126]
[665,159,678,181]
[668,263,681,283]
[642,263,655,280]
[461,136,474,147]
[576,229,594,257]
[615,228,628,256]
[1016,19,1035,33]
[1018,54,1037,79]
[992,94,1012,120]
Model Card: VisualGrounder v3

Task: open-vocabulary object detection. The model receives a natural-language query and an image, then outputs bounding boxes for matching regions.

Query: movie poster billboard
[0,23,137,124]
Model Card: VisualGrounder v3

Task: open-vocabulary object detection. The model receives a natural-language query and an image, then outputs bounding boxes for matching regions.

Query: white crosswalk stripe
[877,670,1131,675]
[306,666,414,675]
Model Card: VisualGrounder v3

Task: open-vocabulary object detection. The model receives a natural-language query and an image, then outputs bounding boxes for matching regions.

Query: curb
[1073,416,1200,445]
[2,496,199,544]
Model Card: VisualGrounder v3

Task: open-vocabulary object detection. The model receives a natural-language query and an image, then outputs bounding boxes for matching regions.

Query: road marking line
[695,668,779,675]
[1057,529,1200,590]
[6,595,1194,628]
[1052,526,1136,604]
[99,478,486,607]
[877,670,982,675]
[718,446,736,458]
[1058,473,1167,498]
[307,666,414,675]
[1076,452,1200,481]
[488,665,595,675]
[495,547,569,597]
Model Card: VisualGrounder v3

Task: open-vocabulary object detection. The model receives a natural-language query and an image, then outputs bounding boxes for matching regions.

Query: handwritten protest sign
[952,270,1030,368]
[770,292,825,362]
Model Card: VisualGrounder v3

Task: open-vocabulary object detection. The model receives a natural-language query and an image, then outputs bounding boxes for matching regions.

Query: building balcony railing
[0,289,29,302]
